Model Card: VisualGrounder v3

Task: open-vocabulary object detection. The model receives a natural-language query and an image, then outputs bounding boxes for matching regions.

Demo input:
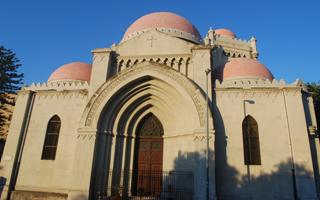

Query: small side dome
[215,28,236,38]
[215,58,273,81]
[48,62,92,82]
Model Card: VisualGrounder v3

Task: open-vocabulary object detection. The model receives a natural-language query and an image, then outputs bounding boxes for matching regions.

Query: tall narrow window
[41,115,61,160]
[242,115,261,165]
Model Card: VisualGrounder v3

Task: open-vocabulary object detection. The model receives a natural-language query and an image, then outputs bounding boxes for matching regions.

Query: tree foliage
[306,82,320,129]
[0,46,24,137]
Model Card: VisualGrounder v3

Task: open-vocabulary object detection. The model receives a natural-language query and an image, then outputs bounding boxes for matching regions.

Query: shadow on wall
[172,150,316,200]
[169,85,318,200]
[173,150,215,200]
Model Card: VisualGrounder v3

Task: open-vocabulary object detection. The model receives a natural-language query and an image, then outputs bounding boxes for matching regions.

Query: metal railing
[97,170,194,200]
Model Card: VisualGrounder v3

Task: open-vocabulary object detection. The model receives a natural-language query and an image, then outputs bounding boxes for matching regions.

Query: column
[106,130,116,196]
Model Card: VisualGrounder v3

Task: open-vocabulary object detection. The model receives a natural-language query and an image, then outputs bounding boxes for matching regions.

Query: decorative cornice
[117,54,191,60]
[191,45,212,51]
[215,78,304,90]
[121,28,201,44]
[91,48,112,54]
[215,34,250,43]
[23,81,89,92]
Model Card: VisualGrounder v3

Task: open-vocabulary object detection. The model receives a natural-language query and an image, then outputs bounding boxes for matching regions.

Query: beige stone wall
[14,90,87,193]
[0,83,89,200]
[214,80,318,199]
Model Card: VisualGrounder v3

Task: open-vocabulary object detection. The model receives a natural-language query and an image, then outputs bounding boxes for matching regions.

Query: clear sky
[1,0,319,85]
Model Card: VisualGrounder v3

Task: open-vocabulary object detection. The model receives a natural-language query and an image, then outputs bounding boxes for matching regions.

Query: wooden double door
[133,114,164,196]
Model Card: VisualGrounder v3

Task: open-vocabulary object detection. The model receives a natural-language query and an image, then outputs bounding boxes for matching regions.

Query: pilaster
[191,46,213,100]
[192,129,217,200]
[67,127,96,200]
[89,48,114,97]
[0,90,34,200]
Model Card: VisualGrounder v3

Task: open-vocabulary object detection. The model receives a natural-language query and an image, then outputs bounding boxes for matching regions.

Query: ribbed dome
[215,28,236,38]
[215,58,273,81]
[122,12,201,43]
[48,62,92,82]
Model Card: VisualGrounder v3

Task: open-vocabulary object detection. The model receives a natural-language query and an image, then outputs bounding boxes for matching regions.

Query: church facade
[0,12,319,200]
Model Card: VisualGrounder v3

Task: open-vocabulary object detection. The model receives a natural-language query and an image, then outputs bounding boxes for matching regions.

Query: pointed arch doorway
[132,113,164,196]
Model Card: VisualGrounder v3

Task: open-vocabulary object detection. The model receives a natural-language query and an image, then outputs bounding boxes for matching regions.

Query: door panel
[134,114,164,196]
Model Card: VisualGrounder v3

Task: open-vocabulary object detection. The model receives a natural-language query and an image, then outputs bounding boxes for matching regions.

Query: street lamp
[205,68,212,200]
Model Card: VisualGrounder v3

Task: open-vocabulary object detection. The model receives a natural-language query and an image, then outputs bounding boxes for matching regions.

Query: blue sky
[1,0,319,84]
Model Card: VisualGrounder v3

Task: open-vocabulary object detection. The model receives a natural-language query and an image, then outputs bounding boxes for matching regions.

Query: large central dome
[122,12,201,43]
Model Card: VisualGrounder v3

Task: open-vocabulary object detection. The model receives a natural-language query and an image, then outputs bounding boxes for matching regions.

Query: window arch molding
[41,114,61,160]
[242,115,261,165]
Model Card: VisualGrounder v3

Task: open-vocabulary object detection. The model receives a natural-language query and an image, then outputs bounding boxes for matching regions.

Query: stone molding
[23,81,89,92]
[82,61,208,128]
[121,28,201,44]
[215,78,305,90]
[76,132,215,140]
[215,34,250,43]
[116,55,191,77]
[193,135,214,142]
[215,79,305,100]
[91,48,112,54]
[117,53,191,60]
[219,47,251,58]
[77,134,96,141]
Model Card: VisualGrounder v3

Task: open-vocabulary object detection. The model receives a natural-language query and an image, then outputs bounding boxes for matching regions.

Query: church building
[0,12,319,200]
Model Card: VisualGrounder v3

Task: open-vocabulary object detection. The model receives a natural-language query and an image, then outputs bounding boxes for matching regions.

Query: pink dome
[216,58,273,81]
[122,12,201,42]
[48,62,92,82]
[215,28,236,38]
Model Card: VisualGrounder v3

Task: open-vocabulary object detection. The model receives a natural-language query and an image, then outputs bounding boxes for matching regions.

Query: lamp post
[205,68,212,200]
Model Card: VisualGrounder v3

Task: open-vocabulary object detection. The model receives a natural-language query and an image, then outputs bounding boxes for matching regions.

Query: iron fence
[97,170,194,200]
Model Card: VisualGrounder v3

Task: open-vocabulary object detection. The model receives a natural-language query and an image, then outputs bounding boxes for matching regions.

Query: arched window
[242,115,261,165]
[41,115,61,160]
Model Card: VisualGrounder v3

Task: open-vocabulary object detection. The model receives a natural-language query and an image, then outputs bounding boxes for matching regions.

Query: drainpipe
[7,91,35,200]
[205,68,212,200]
[282,89,299,200]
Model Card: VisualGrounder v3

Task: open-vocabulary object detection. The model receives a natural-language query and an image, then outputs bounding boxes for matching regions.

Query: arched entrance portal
[132,113,164,196]
[81,63,213,200]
